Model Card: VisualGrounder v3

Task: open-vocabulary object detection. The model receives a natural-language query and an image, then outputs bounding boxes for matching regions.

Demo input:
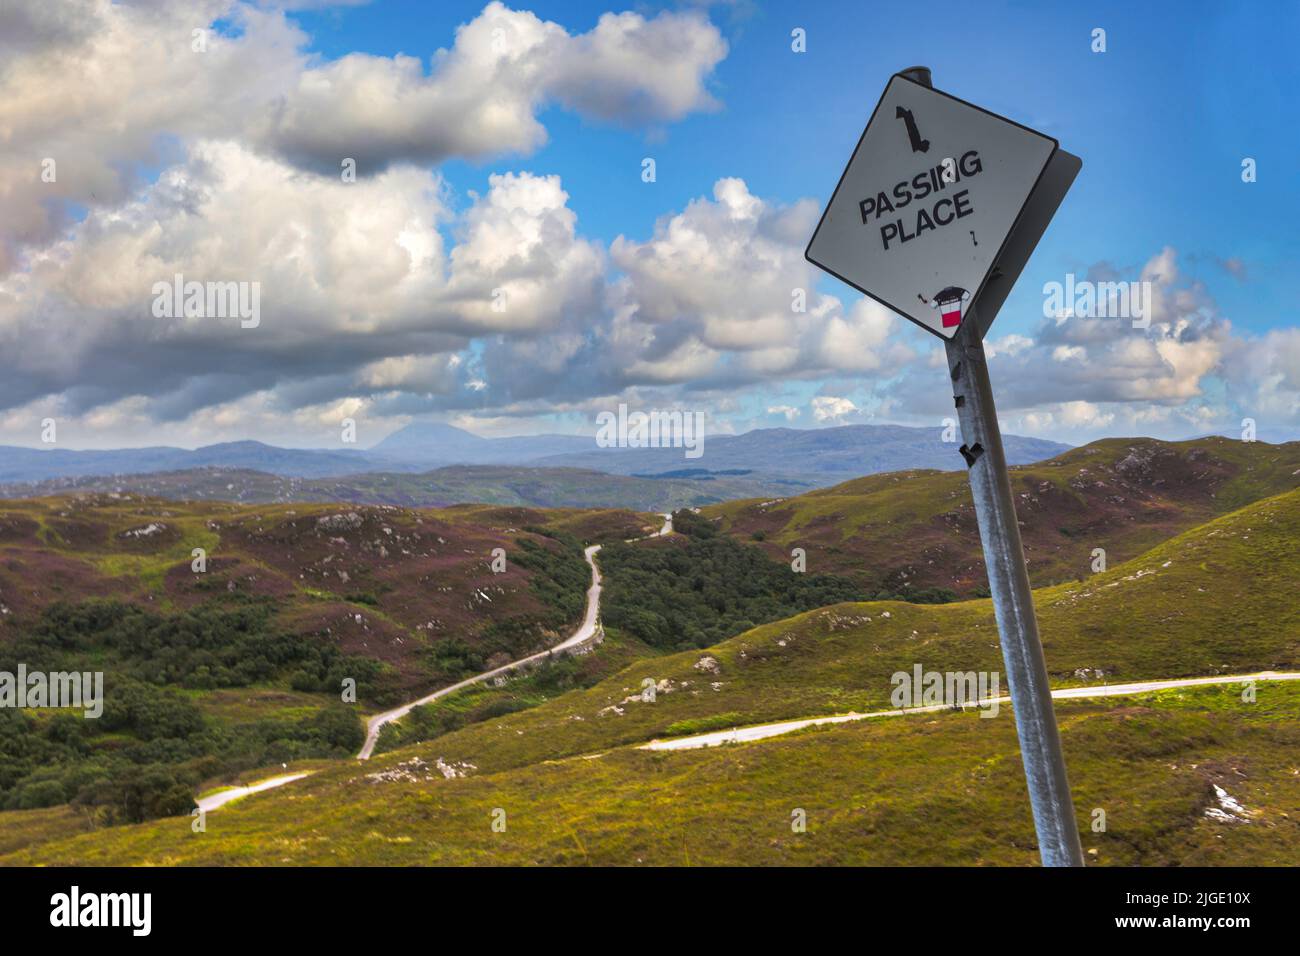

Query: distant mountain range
[0,425,595,483]
[0,465,794,512]
[531,424,1069,483]
[0,440,375,483]
[2,422,1068,479]
[367,422,595,466]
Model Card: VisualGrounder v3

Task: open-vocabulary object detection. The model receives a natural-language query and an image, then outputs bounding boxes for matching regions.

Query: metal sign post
[806,66,1084,866]
[945,311,1084,867]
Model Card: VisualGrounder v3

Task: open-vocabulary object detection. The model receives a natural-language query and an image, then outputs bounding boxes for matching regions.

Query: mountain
[0,423,1070,497]
[533,424,1070,482]
[368,422,591,467]
[0,465,796,511]
[369,422,488,456]
[0,440,371,483]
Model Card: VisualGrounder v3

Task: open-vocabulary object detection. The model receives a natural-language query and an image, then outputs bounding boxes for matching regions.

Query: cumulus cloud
[885,246,1300,442]
[1221,326,1300,424]
[608,178,915,389]
[0,141,604,422]
[0,0,1292,454]
[0,0,726,271]
[0,1,737,444]
[811,396,858,422]
[991,247,1233,410]
[257,4,725,171]
[444,172,604,335]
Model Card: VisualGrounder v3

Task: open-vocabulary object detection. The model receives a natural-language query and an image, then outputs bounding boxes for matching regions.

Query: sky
[1,0,1297,450]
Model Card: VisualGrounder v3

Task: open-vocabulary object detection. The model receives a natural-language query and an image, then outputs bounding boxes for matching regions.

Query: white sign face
[806,73,1057,339]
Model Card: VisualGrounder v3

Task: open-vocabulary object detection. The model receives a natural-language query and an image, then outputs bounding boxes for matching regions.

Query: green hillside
[703,436,1300,596]
[0,495,650,697]
[0,495,647,821]
[6,678,1296,866]
[351,486,1300,776]
[5,488,1297,865]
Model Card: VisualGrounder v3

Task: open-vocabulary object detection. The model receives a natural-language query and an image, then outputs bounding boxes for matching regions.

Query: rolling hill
[0,492,659,821]
[0,494,655,693]
[702,436,1300,596]
[358,484,1300,773]
[0,441,375,483]
[5,485,1297,865]
[9,680,1292,865]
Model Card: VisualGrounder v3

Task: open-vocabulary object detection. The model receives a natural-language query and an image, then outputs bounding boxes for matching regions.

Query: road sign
[806,68,1085,868]
[806,72,1058,339]
[964,147,1080,339]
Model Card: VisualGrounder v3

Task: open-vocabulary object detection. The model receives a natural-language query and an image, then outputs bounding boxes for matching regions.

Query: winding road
[356,512,673,759]
[354,543,607,759]
[195,772,312,813]
[198,512,1285,812]
[197,514,674,811]
[639,671,1300,751]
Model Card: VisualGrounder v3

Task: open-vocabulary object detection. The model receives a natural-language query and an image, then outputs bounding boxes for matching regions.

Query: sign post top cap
[897,66,933,88]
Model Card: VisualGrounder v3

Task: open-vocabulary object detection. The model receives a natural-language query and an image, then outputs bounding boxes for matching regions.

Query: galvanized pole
[898,65,1084,867]
[945,313,1084,867]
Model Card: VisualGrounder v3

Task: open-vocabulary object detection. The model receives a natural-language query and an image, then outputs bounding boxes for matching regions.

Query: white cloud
[259,4,725,171]
[445,172,604,335]
[882,247,1300,444]
[811,396,857,422]
[0,140,605,422]
[1051,345,1086,364]
[2,6,1294,467]
[985,333,1034,359]
[0,1,726,272]
[608,178,914,388]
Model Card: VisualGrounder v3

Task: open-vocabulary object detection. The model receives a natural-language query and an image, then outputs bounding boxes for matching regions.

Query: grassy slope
[8,488,1298,865]
[0,495,649,702]
[0,494,650,819]
[339,486,1300,776]
[702,436,1300,595]
[370,627,666,755]
[9,682,1297,865]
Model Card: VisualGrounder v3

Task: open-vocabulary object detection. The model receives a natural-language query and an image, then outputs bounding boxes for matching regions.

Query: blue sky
[289,0,1299,340]
[2,0,1297,448]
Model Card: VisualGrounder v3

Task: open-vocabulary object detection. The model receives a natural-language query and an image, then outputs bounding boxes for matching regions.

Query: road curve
[640,671,1300,752]
[196,536,616,806]
[195,772,313,813]
[356,543,607,759]
[355,513,674,759]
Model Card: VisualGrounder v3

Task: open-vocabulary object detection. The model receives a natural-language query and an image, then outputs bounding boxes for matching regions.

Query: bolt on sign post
[805,66,1085,867]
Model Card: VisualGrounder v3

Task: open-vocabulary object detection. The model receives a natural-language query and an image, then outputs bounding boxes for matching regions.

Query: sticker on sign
[805,72,1057,339]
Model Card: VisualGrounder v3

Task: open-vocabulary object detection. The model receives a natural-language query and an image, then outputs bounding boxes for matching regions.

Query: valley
[0,438,1295,865]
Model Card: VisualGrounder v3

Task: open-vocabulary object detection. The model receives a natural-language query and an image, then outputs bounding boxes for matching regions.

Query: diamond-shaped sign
[806,73,1058,339]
